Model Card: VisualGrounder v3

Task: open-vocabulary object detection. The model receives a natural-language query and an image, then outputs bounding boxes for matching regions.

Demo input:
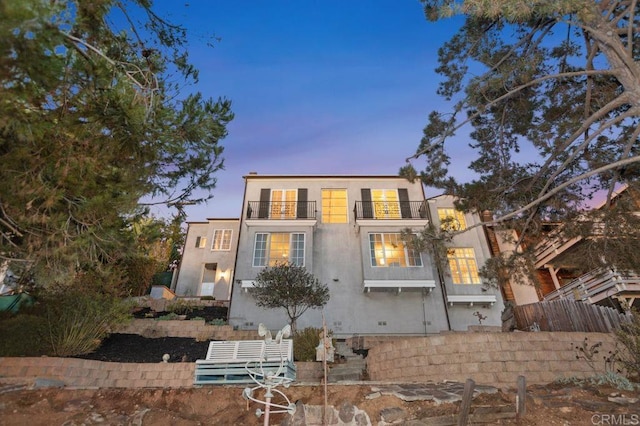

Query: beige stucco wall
[175,219,239,299]
[229,176,483,336]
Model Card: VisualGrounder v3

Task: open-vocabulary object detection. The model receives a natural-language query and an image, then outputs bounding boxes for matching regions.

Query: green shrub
[157,312,182,320]
[615,308,640,382]
[555,372,638,391]
[167,299,196,315]
[293,327,333,362]
[208,318,226,326]
[121,256,164,297]
[0,314,49,356]
[40,288,133,357]
[1,285,133,358]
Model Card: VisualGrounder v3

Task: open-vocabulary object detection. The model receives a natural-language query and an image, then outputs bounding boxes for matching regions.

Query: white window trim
[369,233,423,268]
[270,189,297,219]
[438,207,467,231]
[252,232,306,267]
[211,229,233,251]
[371,189,400,219]
[447,247,481,284]
[321,188,348,224]
[195,236,207,249]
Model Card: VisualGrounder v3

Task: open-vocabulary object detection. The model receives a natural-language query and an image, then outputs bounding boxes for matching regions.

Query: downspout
[421,289,429,335]
[227,174,250,324]
[424,196,452,332]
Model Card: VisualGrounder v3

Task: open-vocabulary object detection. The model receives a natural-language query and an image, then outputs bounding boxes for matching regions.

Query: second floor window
[212,229,232,251]
[447,248,481,284]
[322,189,348,223]
[369,233,422,267]
[253,232,305,266]
[438,208,467,231]
[372,189,400,219]
[195,236,207,248]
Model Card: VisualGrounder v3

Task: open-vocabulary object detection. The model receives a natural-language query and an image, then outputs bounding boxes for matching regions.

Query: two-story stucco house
[221,173,504,336]
[173,218,239,301]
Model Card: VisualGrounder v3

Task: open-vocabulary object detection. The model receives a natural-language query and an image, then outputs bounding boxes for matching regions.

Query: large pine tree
[405,0,640,284]
[0,0,233,288]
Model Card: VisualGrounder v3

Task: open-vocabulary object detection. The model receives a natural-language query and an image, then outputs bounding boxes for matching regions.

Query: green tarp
[0,293,33,313]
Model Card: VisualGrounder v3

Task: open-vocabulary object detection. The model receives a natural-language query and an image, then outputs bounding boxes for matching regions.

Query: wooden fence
[513,299,631,333]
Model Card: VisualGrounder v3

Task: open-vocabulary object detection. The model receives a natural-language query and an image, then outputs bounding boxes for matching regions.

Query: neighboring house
[494,187,640,311]
[485,227,541,306]
[225,173,503,336]
[173,218,239,301]
[534,223,640,312]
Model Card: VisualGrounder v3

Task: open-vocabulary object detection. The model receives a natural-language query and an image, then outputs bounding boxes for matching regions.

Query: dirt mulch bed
[131,306,227,322]
[73,334,210,363]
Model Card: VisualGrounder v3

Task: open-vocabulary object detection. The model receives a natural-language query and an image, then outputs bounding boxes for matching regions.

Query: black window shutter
[398,188,411,218]
[258,188,270,218]
[195,236,202,248]
[297,188,308,219]
[361,188,373,219]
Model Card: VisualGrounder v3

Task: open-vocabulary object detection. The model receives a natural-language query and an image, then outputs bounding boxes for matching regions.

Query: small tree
[252,262,329,334]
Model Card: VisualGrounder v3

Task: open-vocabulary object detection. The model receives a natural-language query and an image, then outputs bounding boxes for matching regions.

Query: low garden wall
[0,357,324,389]
[0,357,195,388]
[0,319,324,388]
[367,331,618,386]
[0,317,621,389]
[117,319,258,340]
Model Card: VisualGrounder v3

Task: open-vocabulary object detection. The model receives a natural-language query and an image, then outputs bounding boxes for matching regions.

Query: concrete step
[329,340,367,382]
[327,372,362,383]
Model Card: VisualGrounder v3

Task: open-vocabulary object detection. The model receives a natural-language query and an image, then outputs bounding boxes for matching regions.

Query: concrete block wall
[0,357,322,388]
[0,357,195,388]
[117,319,259,340]
[295,362,324,382]
[367,331,618,386]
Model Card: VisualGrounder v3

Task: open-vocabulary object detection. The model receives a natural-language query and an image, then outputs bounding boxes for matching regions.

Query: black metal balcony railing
[354,201,428,220]
[246,201,317,220]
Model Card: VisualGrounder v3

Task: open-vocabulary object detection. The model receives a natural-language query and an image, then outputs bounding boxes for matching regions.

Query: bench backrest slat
[204,339,293,364]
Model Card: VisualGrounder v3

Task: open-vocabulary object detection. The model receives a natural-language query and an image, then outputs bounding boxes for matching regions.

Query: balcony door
[372,189,400,219]
[270,189,297,219]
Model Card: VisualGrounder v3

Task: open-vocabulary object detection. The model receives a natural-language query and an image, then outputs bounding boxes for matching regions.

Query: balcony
[544,268,640,306]
[354,201,429,228]
[245,201,317,226]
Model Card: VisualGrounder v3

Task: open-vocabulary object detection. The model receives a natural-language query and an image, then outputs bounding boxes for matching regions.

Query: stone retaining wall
[0,357,195,388]
[367,331,618,386]
[0,358,323,389]
[117,319,258,340]
[0,326,621,389]
[0,319,325,389]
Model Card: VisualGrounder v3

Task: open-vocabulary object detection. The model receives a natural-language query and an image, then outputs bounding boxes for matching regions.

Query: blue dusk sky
[150,1,470,221]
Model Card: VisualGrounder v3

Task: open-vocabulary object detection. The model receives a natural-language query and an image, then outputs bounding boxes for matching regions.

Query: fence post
[457,378,475,426]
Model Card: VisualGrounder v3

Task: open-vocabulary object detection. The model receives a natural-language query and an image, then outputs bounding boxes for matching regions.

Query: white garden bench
[194,339,296,385]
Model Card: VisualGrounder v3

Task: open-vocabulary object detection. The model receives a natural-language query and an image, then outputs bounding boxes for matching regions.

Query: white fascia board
[363,280,436,290]
[240,280,256,292]
[447,295,497,304]
[245,219,317,227]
